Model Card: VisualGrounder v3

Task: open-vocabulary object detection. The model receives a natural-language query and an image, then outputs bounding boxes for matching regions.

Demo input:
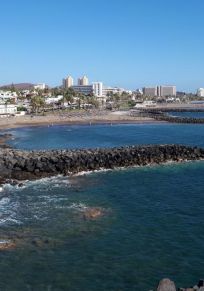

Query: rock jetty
[0,144,204,182]
[152,114,204,124]
[139,109,204,124]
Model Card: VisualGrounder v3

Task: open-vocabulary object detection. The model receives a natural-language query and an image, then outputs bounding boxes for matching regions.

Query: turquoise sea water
[1,123,204,290]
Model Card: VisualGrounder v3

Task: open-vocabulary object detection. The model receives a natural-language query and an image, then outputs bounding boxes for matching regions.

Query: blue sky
[0,0,204,92]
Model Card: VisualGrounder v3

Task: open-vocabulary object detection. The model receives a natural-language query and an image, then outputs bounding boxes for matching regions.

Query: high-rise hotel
[62,75,103,97]
[78,76,89,86]
[143,85,176,97]
[62,76,74,89]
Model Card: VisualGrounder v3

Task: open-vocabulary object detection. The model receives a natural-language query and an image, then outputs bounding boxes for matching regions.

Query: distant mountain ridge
[0,83,35,90]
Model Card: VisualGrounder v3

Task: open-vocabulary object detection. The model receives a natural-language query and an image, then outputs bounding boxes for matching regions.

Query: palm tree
[31,96,45,114]
[64,89,74,104]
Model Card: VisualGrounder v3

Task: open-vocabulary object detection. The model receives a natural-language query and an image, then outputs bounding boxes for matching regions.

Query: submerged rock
[83,207,104,220]
[0,240,16,250]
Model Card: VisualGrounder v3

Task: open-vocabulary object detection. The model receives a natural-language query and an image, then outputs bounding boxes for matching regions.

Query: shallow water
[1,124,204,290]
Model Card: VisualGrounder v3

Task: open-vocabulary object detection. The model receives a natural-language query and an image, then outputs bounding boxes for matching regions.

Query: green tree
[31,96,45,114]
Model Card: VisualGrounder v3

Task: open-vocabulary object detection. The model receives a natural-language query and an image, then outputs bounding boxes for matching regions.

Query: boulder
[198,280,204,288]
[157,278,176,291]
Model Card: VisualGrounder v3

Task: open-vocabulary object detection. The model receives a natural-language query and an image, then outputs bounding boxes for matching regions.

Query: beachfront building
[78,76,89,86]
[45,95,63,105]
[62,76,74,89]
[197,88,204,97]
[0,91,18,103]
[102,86,125,96]
[143,86,176,97]
[158,86,176,97]
[142,87,158,97]
[72,82,103,97]
[92,82,103,97]
[33,83,46,90]
[0,104,17,115]
[72,85,93,96]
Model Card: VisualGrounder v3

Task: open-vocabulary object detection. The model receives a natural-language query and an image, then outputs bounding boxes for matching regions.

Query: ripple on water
[0,196,22,226]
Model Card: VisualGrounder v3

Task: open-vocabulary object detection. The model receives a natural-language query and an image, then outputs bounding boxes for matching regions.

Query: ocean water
[7,123,204,149]
[1,124,204,290]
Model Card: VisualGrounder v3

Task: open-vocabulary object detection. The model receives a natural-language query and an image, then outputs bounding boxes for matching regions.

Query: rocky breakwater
[153,114,204,124]
[0,144,204,182]
[139,109,204,124]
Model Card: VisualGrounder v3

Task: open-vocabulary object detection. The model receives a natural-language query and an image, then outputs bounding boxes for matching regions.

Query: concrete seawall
[0,144,203,182]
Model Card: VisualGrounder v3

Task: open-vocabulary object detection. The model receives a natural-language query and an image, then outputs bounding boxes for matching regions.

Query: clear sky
[1,0,204,92]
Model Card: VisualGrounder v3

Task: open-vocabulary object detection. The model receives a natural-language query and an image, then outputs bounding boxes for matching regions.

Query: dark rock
[140,109,204,124]
[0,145,204,183]
[198,280,204,288]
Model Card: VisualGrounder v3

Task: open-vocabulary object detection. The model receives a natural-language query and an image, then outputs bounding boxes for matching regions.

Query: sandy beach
[0,110,156,130]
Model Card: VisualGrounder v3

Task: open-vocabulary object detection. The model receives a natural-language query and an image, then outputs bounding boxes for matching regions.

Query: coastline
[2,104,204,131]
[0,111,163,131]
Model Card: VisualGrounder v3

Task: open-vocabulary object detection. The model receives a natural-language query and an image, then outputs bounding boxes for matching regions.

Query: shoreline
[0,116,164,131]
[2,105,204,131]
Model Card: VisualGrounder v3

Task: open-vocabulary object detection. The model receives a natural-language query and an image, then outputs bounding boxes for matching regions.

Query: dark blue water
[169,111,204,119]
[1,124,204,290]
[8,123,204,149]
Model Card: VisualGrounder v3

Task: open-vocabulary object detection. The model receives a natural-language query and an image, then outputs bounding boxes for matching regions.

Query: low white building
[0,104,17,115]
[0,91,18,103]
[197,88,204,97]
[102,86,125,96]
[134,101,156,108]
[34,83,46,90]
[45,95,63,105]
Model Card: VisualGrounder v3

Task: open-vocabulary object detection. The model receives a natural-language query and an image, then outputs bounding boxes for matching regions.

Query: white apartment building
[0,91,18,103]
[72,85,93,95]
[92,82,103,97]
[102,86,125,96]
[33,83,46,90]
[0,104,17,115]
[197,88,204,97]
